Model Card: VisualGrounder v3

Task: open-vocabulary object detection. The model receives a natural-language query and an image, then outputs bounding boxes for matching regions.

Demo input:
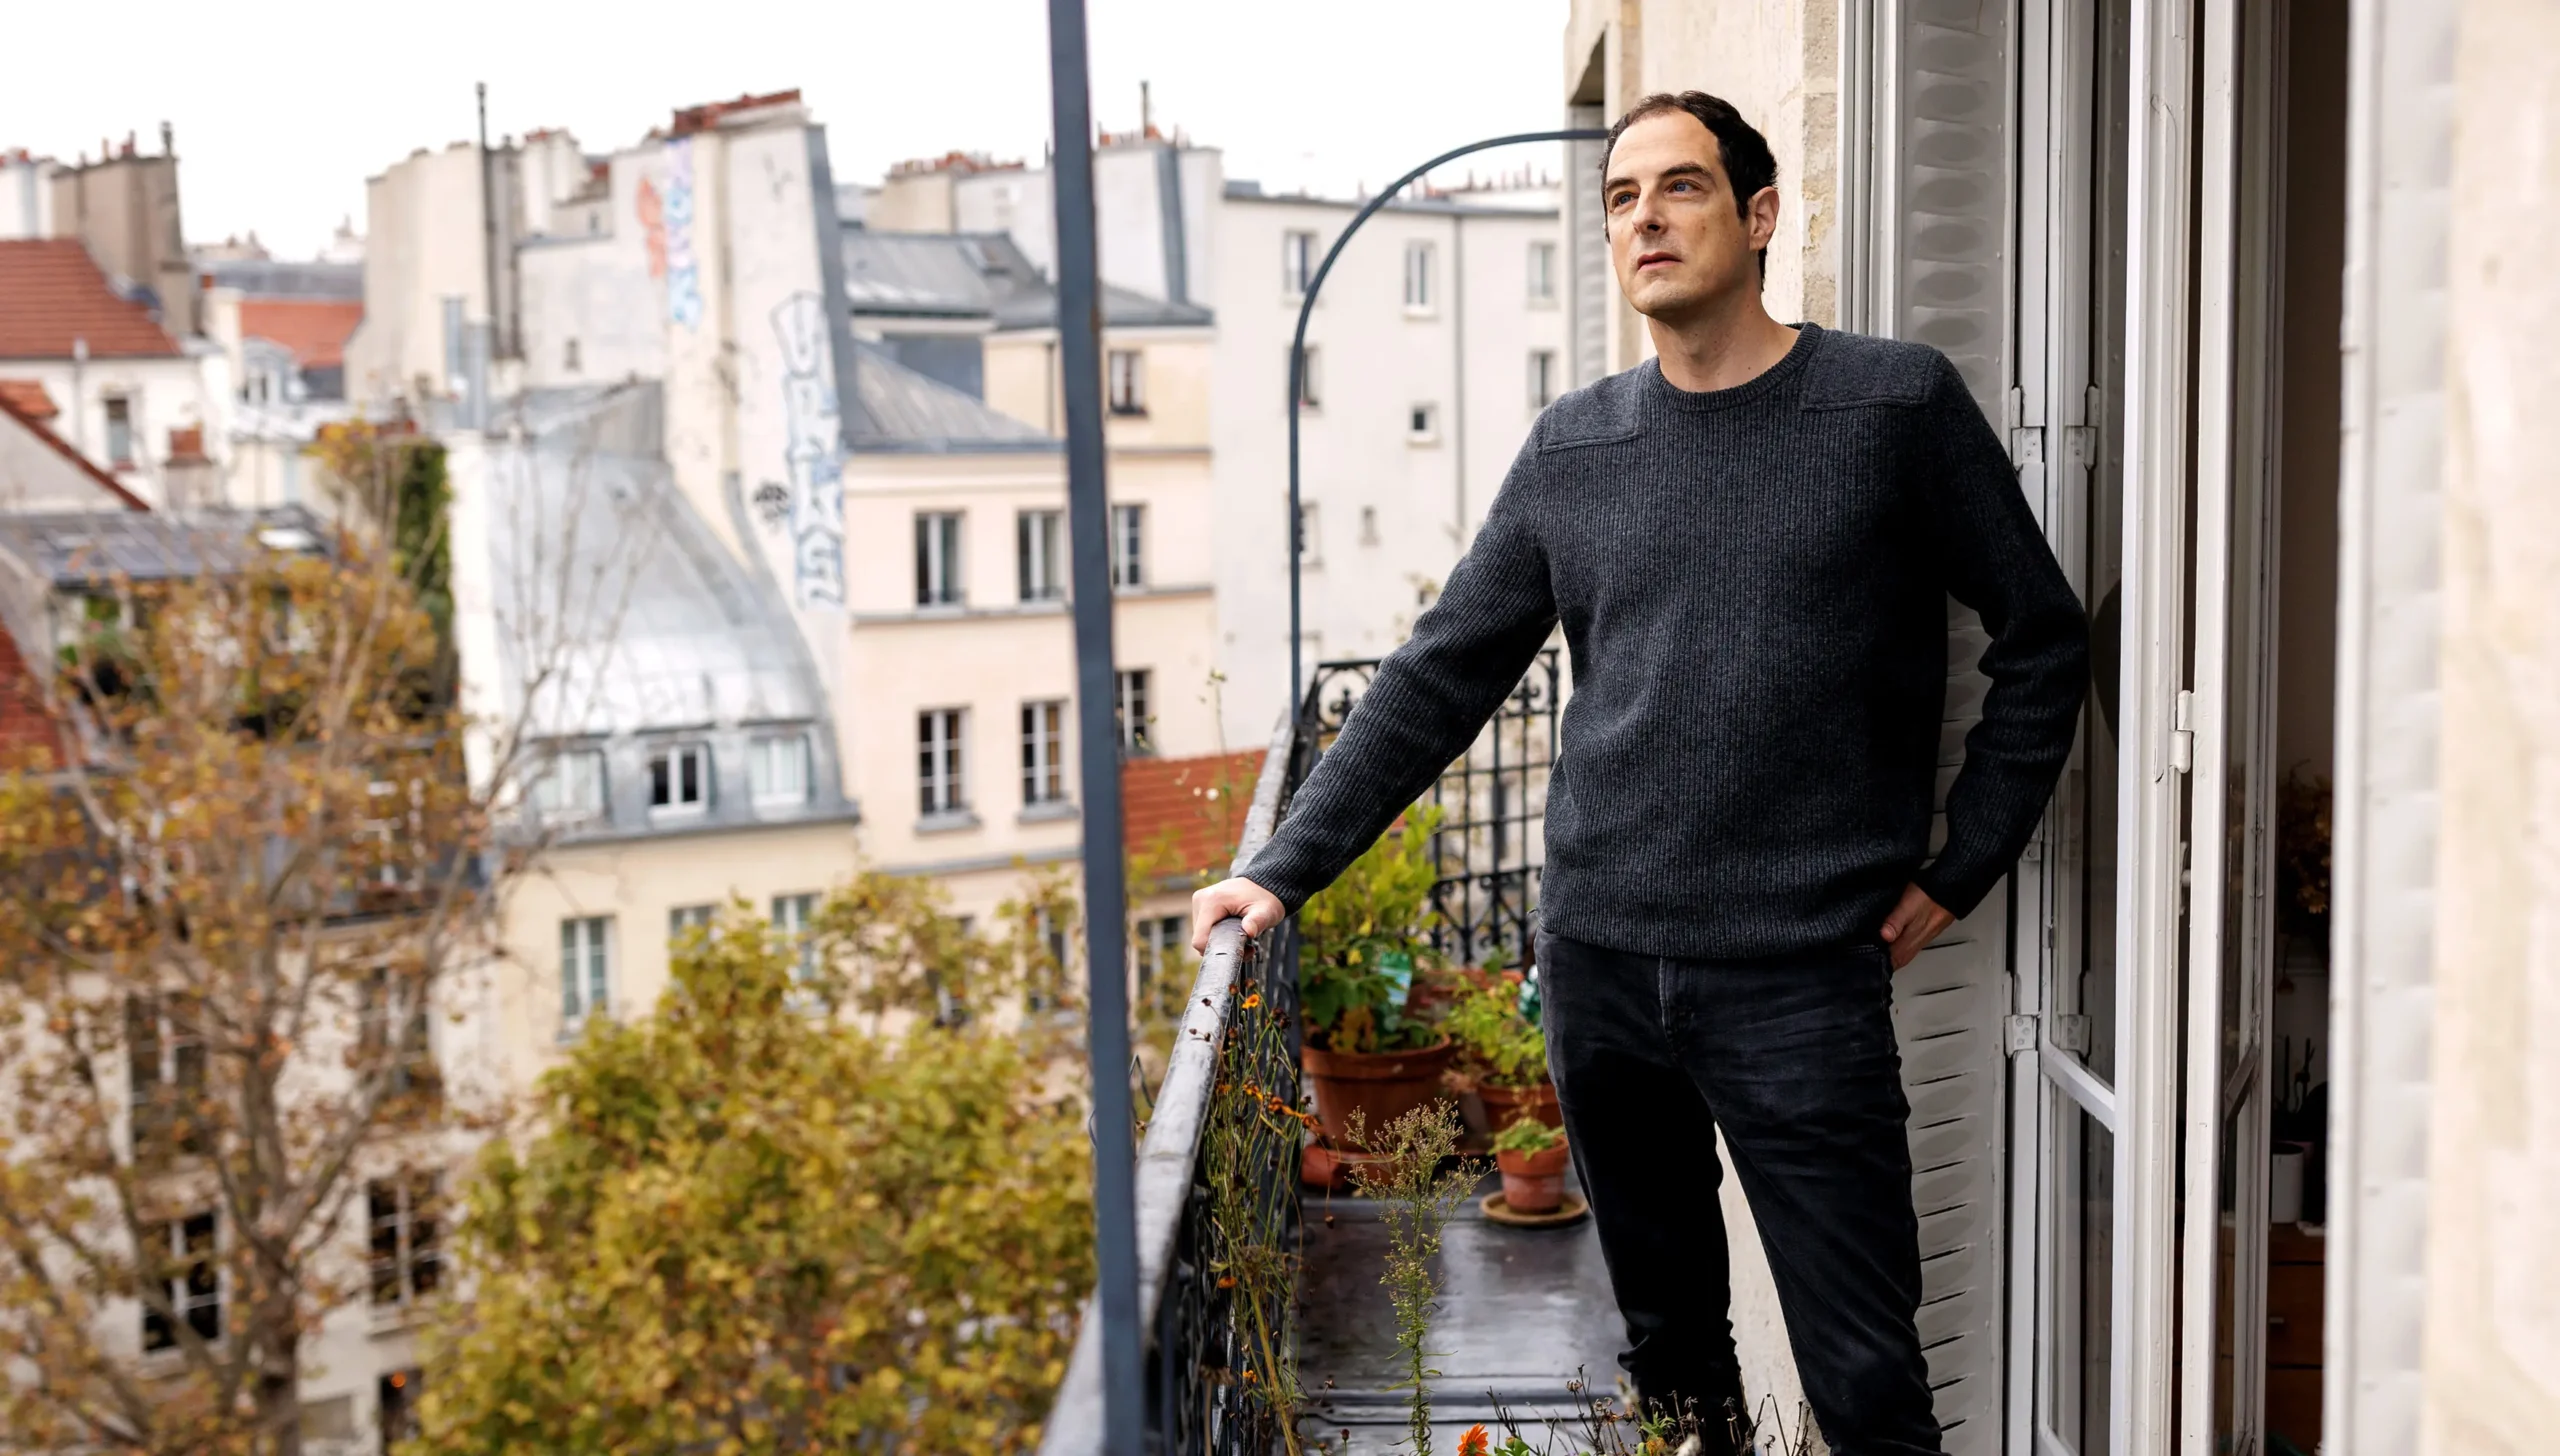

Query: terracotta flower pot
[1478,1079,1563,1131]
[1300,1143,1384,1191]
[1300,1038,1458,1148]
[1496,1141,1573,1215]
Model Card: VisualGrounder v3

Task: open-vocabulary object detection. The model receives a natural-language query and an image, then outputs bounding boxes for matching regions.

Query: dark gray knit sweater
[1245,323,2090,960]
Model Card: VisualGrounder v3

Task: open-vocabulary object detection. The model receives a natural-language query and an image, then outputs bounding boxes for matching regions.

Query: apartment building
[874,135,1567,746]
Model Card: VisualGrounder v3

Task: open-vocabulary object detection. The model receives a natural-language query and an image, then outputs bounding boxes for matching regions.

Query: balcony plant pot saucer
[1300,1037,1458,1147]
[1480,1189,1588,1229]
[1478,1079,1564,1131]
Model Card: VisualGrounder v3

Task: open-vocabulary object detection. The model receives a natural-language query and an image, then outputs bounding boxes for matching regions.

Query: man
[1190,93,2087,1456]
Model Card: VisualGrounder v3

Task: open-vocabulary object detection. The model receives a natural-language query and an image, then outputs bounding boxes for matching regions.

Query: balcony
[1042,653,1633,1454]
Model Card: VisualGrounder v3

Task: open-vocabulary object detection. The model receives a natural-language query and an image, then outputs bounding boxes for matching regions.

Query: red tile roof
[1123,750,1265,887]
[0,385,150,510]
[0,240,180,360]
[238,298,364,369]
[0,377,56,420]
[0,622,62,766]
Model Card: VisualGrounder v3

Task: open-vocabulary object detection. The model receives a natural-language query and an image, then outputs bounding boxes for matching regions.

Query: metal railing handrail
[1037,709,1300,1454]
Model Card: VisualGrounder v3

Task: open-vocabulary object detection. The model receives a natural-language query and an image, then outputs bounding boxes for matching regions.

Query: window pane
[560,920,582,1020]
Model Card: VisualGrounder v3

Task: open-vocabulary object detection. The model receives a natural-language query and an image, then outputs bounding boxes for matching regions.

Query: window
[1282,229,1317,295]
[1403,241,1434,311]
[1360,505,1381,546]
[914,510,963,607]
[1107,348,1145,415]
[772,892,819,978]
[528,748,606,822]
[559,916,611,1028]
[669,904,716,941]
[563,337,581,373]
[368,1175,441,1307]
[358,967,437,1102]
[1292,345,1321,410]
[1017,509,1065,602]
[1110,502,1145,589]
[1530,349,1559,409]
[1528,240,1559,302]
[128,993,207,1157]
[378,1370,423,1451]
[1027,908,1074,1012]
[104,395,134,467]
[748,733,811,807]
[1408,403,1440,443]
[918,708,968,817]
[1116,668,1152,755]
[647,743,709,814]
[1296,502,1321,569]
[142,1211,219,1352]
[1133,913,1189,1014]
[1021,699,1068,807]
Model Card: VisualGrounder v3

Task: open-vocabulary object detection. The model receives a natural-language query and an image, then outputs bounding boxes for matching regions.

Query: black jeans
[1538,929,1941,1456]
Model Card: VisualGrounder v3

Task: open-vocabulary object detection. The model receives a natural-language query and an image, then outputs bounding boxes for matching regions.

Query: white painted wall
[0,154,60,239]
[0,355,226,508]
[518,149,667,391]
[0,399,133,511]
[346,143,488,410]
[1207,191,1565,743]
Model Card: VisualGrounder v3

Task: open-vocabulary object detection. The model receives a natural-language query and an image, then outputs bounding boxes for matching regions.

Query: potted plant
[1491,1115,1571,1216]
[1296,805,1456,1145]
[1442,968,1560,1132]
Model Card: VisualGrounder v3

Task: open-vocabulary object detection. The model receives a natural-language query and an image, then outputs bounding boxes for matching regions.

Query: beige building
[1564,0,2560,1452]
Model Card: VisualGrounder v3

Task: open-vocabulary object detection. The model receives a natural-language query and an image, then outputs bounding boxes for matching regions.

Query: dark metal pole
[1287,129,1607,720]
[1043,3,1143,1450]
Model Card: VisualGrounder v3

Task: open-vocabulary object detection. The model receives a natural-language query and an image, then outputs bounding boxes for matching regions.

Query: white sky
[2,0,1574,260]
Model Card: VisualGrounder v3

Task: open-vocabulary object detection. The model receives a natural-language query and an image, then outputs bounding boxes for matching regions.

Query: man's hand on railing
[1190,877,1285,952]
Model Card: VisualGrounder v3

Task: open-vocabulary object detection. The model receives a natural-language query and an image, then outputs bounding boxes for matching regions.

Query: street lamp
[1286,128,1608,721]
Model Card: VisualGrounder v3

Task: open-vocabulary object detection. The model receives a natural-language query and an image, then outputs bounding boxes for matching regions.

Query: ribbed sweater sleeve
[1908,354,2092,917]
[1241,432,1561,913]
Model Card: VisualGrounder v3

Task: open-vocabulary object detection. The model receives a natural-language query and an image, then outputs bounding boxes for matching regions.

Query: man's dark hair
[1600,91,1780,280]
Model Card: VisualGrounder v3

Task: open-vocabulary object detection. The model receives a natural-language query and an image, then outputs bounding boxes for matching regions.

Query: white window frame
[1292,345,1321,410]
[142,1210,219,1352]
[1403,240,1435,313]
[1529,349,1559,409]
[748,733,811,807]
[1407,402,1440,444]
[127,991,206,1153]
[646,742,710,816]
[1528,239,1559,302]
[918,708,968,818]
[529,747,606,822]
[1115,667,1151,755]
[1109,502,1145,589]
[1282,229,1317,296]
[559,915,612,1029]
[668,903,716,941]
[915,510,964,607]
[367,1174,441,1308]
[1017,509,1065,603]
[1296,502,1321,569]
[104,394,135,468]
[771,892,819,979]
[1106,348,1145,415]
[1020,699,1068,807]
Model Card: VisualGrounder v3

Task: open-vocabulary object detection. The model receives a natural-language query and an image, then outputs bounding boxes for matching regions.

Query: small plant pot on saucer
[1495,1141,1573,1215]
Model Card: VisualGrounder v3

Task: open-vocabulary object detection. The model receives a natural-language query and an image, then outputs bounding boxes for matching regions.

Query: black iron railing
[1041,654,1559,1454]
[1302,650,1561,969]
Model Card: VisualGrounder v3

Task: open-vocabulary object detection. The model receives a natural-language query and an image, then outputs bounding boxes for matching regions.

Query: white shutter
[1860,1,2019,1451]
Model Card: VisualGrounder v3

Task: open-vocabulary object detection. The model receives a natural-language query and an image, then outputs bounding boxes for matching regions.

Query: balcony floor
[1297,1166,1630,1453]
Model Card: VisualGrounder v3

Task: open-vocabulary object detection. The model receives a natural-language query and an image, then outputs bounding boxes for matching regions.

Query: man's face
[1603,110,1774,321]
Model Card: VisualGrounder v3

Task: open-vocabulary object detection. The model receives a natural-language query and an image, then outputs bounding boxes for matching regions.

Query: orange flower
[1242,992,1263,1009]
[1458,1425,1491,1456]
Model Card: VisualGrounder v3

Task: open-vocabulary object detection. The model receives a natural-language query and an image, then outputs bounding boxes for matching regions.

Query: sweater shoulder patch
[1533,375,1643,452]
[1799,331,1942,412]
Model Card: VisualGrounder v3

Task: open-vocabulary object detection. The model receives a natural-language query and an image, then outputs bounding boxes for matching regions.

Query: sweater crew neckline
[1641,321,1824,412]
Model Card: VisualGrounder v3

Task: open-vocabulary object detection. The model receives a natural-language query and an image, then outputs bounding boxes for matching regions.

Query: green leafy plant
[1346,1099,1480,1454]
[1443,974,1548,1089]
[1298,803,1446,1053]
[1491,1114,1564,1157]
[1205,981,1314,1455]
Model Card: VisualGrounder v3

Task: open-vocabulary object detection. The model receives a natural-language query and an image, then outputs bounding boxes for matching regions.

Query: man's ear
[1747,186,1782,253]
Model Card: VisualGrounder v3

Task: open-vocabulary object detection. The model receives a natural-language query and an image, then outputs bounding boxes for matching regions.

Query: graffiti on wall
[770,291,845,607]
[662,138,703,330]
[636,175,666,280]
